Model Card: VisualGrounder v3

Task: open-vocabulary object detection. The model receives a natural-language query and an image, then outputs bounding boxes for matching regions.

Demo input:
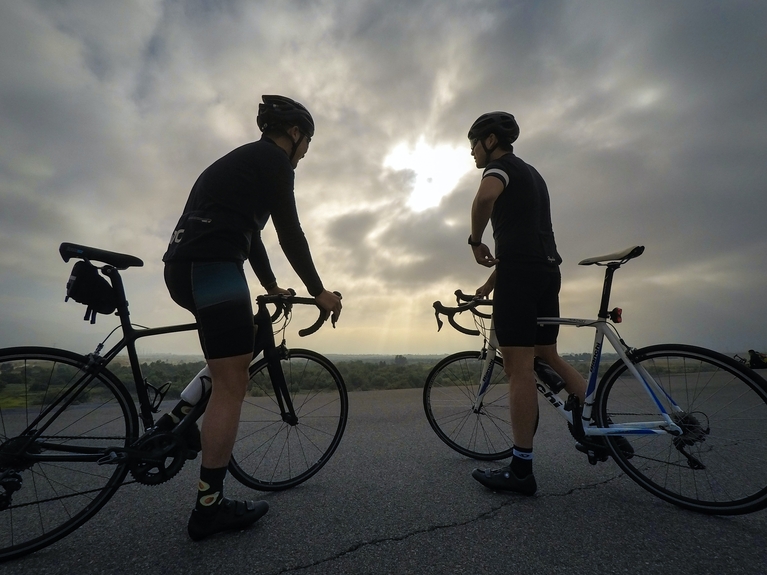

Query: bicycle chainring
[129,431,187,486]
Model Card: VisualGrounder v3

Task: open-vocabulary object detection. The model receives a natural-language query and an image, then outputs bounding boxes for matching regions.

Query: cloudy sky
[1,0,765,358]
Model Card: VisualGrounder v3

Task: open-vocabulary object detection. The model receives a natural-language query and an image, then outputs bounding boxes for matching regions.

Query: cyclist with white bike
[466,112,588,495]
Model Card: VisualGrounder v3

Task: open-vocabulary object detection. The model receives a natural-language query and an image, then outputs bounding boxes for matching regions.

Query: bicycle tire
[423,351,514,460]
[595,344,767,515]
[0,347,137,561]
[229,349,348,491]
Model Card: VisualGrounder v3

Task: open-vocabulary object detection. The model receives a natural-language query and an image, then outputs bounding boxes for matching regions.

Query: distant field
[77,353,619,396]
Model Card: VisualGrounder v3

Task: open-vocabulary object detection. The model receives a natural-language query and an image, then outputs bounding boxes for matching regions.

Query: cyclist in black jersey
[465,112,588,496]
[162,95,342,540]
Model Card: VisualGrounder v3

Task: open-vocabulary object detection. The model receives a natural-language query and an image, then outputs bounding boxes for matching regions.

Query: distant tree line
[88,354,622,397]
[0,353,624,401]
[114,358,439,397]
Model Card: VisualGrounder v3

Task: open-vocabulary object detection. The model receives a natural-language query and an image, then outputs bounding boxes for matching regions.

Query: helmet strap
[480,135,498,162]
[285,128,305,162]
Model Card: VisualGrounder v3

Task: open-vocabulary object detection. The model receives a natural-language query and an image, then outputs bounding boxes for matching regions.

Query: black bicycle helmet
[257,95,315,138]
[468,112,519,146]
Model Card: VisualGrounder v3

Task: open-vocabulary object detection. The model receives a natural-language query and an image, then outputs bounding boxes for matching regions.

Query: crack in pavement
[267,473,624,574]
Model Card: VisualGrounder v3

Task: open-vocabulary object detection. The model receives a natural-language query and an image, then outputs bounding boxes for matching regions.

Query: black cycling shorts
[493,263,561,347]
[164,261,255,360]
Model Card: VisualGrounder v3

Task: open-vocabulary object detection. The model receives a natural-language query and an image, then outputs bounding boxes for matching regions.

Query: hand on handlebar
[315,289,342,327]
[475,270,496,299]
[266,285,293,296]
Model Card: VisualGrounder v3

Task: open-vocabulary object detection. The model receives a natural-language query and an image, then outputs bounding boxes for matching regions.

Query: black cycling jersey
[483,152,562,267]
[163,137,324,296]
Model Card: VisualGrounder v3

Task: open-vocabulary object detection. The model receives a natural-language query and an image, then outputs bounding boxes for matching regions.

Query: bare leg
[500,346,538,450]
[534,343,586,403]
[188,352,270,540]
[201,352,252,468]
[471,345,539,494]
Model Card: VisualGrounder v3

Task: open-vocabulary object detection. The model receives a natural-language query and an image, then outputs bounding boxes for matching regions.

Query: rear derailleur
[0,470,23,511]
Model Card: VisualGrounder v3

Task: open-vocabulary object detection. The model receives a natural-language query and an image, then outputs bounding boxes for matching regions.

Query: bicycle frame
[474,316,684,438]
[15,267,303,464]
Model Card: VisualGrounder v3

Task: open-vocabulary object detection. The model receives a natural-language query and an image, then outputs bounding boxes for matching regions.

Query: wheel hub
[671,412,709,448]
[0,436,39,471]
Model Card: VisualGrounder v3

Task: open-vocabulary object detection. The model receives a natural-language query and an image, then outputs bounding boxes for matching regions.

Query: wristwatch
[468,235,482,247]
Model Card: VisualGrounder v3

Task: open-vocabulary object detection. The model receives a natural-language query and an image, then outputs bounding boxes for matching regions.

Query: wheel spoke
[424,352,514,460]
[0,348,135,560]
[229,350,347,490]
[598,345,767,514]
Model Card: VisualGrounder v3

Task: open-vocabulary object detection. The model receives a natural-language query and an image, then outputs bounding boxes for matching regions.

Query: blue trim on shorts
[191,261,250,309]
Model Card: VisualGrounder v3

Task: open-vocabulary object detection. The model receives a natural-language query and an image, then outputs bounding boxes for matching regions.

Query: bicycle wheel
[596,344,767,515]
[229,349,348,491]
[0,347,137,561]
[423,351,514,460]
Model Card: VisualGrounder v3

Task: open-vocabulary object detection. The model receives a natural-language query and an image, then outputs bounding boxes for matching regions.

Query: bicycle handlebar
[257,290,342,337]
[433,292,492,337]
[454,290,492,319]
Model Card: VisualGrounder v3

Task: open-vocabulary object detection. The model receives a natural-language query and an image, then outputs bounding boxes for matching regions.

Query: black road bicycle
[0,243,348,561]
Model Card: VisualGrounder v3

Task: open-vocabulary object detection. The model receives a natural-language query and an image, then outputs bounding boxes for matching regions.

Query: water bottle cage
[145,380,171,413]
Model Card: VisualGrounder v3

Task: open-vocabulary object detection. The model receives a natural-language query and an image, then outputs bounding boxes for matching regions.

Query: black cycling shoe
[187,499,269,542]
[471,466,537,496]
[155,413,202,460]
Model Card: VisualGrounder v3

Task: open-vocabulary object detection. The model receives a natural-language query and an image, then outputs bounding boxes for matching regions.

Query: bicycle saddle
[59,242,144,269]
[578,245,644,266]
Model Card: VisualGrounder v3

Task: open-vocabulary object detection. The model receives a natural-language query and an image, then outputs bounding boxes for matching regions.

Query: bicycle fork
[265,345,299,426]
[473,324,498,413]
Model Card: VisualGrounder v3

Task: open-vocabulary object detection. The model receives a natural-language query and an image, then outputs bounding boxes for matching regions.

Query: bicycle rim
[423,351,514,460]
[0,347,136,561]
[596,344,767,514]
[229,349,348,490]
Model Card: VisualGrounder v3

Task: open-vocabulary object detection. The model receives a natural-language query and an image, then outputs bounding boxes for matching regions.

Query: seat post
[103,266,131,323]
[597,264,620,319]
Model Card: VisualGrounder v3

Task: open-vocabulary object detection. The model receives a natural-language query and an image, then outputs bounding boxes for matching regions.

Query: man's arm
[470,175,505,267]
[476,269,497,298]
[270,197,324,296]
[248,230,278,291]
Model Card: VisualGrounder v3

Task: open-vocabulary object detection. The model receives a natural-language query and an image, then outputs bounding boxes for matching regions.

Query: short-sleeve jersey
[483,152,562,267]
[163,137,324,296]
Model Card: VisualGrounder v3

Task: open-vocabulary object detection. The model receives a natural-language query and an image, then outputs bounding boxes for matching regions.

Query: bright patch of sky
[383,137,474,212]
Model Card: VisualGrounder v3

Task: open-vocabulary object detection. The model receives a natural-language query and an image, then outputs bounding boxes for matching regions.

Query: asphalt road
[3,388,766,575]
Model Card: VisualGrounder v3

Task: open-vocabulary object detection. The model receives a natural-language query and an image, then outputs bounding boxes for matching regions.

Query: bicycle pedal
[587,452,609,465]
[575,442,608,465]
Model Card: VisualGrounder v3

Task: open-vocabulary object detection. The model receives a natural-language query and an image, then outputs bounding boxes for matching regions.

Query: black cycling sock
[511,446,533,478]
[196,466,227,515]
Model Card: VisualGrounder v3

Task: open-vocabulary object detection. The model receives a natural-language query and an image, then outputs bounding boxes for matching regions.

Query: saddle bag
[65,261,118,323]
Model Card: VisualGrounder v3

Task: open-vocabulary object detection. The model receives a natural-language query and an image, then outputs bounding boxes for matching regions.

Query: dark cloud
[0,0,765,354]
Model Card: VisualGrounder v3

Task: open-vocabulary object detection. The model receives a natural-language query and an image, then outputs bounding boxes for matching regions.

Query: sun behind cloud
[383,137,474,212]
